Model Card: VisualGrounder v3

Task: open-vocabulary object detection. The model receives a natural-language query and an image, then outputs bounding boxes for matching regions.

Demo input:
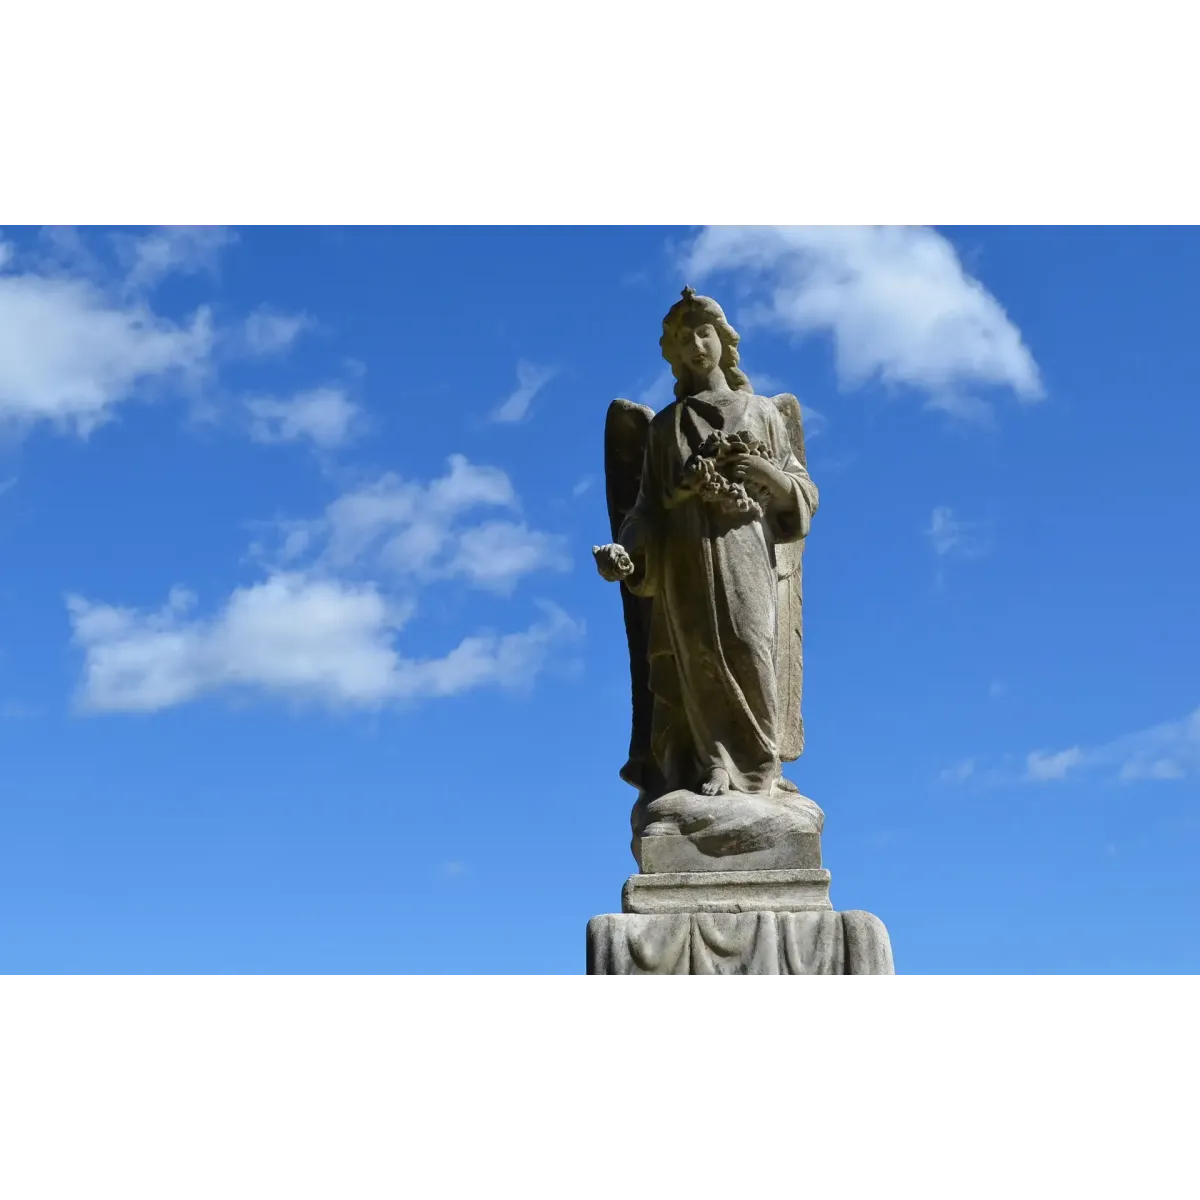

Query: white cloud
[572,477,594,498]
[926,506,991,559]
[448,521,571,594]
[68,577,405,711]
[320,456,513,568]
[68,575,580,713]
[247,387,362,449]
[684,226,1042,416]
[491,360,557,423]
[31,227,106,280]
[1103,707,1200,783]
[1024,746,1083,782]
[939,758,976,784]
[0,229,337,443]
[311,456,569,593]
[1118,758,1186,782]
[115,226,235,292]
[0,263,213,434]
[69,451,577,714]
[242,308,311,356]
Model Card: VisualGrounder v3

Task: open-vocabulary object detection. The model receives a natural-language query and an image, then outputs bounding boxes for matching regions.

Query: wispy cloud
[1024,747,1083,782]
[942,706,1200,788]
[938,758,976,784]
[926,506,991,559]
[1093,708,1200,783]
[246,387,362,450]
[800,404,828,440]
[491,360,557,423]
[114,226,235,292]
[684,226,1042,419]
[241,308,312,356]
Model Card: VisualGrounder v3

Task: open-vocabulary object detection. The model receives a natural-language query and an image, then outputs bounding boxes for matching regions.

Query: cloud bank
[69,578,579,713]
[684,226,1042,418]
[0,254,213,434]
[69,456,576,713]
[0,228,319,438]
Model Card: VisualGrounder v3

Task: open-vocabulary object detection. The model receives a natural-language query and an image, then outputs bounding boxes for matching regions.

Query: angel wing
[772,393,808,761]
[604,398,657,792]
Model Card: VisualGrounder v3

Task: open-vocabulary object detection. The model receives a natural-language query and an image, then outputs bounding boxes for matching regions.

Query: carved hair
[659,287,753,399]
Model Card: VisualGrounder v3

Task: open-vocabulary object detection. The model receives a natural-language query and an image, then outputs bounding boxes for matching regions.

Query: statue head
[660,287,753,399]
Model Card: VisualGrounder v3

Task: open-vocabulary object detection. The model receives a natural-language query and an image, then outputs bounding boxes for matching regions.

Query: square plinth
[622,868,832,914]
[635,830,822,873]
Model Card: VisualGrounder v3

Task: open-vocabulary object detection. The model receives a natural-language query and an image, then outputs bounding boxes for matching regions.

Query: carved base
[632,788,825,873]
[587,910,894,975]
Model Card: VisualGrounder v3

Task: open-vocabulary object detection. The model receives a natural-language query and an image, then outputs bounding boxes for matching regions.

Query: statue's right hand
[592,543,635,582]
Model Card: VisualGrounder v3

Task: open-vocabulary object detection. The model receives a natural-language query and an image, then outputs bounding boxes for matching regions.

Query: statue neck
[678,365,728,395]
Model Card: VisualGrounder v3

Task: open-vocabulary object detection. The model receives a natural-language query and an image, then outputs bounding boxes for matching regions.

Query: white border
[4,4,1198,222]
[2,977,1197,1196]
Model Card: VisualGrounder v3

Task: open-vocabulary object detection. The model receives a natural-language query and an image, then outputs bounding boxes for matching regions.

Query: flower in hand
[593,543,635,582]
[678,430,781,520]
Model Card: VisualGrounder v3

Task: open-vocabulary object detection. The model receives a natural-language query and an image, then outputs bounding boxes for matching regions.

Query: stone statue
[585,287,895,974]
[593,288,824,872]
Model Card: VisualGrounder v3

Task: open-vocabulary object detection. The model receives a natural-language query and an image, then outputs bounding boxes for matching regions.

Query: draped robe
[619,389,818,795]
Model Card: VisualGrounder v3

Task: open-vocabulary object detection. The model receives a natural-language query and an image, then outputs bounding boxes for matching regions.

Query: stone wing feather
[604,398,656,790]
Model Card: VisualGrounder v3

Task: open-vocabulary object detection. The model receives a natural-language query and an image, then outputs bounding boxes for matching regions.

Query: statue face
[675,320,723,377]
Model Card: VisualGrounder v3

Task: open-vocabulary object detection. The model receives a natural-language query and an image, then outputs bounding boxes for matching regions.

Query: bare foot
[699,767,730,796]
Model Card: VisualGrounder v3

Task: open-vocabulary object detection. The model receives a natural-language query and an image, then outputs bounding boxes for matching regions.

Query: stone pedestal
[588,789,895,974]
[588,909,893,975]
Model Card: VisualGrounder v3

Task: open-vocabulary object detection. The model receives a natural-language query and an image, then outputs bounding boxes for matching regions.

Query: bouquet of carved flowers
[678,430,772,519]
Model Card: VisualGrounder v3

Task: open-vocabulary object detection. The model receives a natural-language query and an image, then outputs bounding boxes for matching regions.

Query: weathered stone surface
[841,909,896,975]
[632,788,823,873]
[587,910,894,975]
[622,868,831,914]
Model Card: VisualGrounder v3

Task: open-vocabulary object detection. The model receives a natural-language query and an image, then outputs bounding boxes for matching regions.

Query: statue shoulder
[648,400,681,432]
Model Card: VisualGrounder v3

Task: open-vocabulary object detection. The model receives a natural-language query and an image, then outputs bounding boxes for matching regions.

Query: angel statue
[594,288,822,867]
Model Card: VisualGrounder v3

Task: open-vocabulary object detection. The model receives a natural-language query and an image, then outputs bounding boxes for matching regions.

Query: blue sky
[1,225,1197,973]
